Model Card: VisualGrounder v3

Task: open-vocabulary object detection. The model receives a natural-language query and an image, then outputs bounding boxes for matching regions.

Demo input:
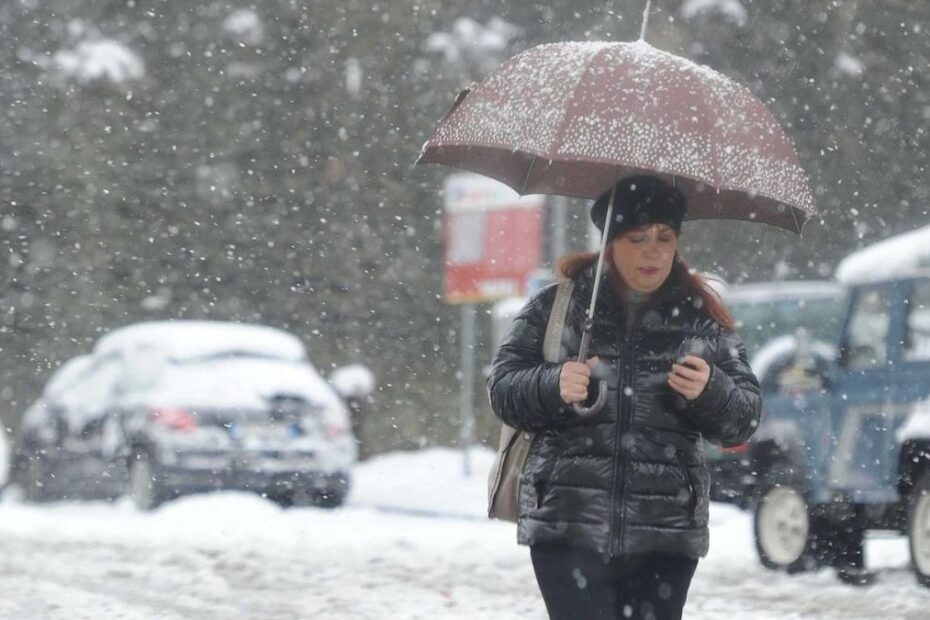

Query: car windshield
[730,296,846,355]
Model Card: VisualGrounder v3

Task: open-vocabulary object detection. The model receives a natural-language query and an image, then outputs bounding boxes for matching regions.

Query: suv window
[730,296,845,355]
[841,285,892,371]
[904,280,930,362]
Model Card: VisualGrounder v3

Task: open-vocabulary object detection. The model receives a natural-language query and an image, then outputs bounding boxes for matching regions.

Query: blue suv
[752,272,930,586]
[706,281,847,506]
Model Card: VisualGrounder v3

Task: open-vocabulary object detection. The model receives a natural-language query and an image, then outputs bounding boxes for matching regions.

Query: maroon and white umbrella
[417,35,817,414]
[417,39,817,234]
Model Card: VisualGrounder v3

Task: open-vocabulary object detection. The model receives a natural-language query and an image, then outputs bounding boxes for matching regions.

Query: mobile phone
[675,337,708,367]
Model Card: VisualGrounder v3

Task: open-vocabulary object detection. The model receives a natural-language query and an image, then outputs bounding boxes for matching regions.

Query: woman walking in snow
[488,175,762,620]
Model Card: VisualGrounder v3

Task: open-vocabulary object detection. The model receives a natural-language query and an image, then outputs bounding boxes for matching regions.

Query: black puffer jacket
[488,266,761,559]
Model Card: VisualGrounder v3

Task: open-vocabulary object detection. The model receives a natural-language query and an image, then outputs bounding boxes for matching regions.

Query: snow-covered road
[2,448,929,619]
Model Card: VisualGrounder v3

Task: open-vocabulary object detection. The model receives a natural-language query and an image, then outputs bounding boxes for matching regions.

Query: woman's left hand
[668,355,711,401]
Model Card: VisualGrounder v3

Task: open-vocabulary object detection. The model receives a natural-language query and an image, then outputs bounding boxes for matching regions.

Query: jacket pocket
[686,469,697,524]
[687,466,711,527]
[524,432,564,510]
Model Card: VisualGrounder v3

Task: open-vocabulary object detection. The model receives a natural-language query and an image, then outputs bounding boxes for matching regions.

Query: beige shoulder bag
[487,280,574,522]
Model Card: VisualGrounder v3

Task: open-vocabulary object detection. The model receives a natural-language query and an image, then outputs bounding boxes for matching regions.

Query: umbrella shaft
[587,185,617,321]
[577,326,592,362]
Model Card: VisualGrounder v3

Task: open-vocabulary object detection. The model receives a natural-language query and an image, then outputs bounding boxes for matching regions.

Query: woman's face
[610,224,678,293]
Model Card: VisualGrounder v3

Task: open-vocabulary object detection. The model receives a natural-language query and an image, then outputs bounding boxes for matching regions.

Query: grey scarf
[624,289,653,333]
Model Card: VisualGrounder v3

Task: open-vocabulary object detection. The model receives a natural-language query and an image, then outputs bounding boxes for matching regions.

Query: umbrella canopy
[417,40,817,234]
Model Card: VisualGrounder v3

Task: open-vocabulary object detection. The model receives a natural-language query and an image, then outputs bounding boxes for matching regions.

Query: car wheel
[267,487,299,508]
[313,487,347,509]
[271,487,344,509]
[127,449,164,511]
[15,452,52,503]
[754,480,833,573]
[907,472,930,588]
[315,474,350,509]
[270,475,349,509]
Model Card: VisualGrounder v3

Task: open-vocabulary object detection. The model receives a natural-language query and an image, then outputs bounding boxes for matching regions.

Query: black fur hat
[590,175,687,240]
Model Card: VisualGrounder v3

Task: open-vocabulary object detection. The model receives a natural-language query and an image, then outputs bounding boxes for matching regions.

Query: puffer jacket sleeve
[680,327,762,447]
[487,284,568,432]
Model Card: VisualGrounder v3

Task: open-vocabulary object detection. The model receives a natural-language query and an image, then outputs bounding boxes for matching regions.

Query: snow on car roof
[126,356,342,413]
[836,224,930,285]
[94,321,308,362]
[724,280,845,304]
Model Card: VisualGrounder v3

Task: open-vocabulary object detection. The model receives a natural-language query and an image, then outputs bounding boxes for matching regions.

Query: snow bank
[350,446,495,518]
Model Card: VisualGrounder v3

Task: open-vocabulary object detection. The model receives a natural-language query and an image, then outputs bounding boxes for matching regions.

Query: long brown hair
[556,250,734,331]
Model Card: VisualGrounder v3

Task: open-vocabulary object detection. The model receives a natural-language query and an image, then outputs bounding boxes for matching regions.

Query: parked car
[706,280,848,506]
[750,269,930,586]
[8,321,361,510]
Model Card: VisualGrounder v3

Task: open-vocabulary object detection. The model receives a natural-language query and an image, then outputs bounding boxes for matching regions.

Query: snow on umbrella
[417,32,817,414]
[417,39,817,234]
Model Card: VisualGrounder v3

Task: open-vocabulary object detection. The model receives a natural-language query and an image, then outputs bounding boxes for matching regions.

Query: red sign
[443,173,544,304]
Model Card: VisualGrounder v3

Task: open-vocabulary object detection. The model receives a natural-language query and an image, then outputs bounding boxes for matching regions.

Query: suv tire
[907,472,930,588]
[753,463,849,574]
[755,481,819,572]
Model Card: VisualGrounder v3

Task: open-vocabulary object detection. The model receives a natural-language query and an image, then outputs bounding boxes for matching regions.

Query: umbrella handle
[571,319,609,417]
[572,378,608,417]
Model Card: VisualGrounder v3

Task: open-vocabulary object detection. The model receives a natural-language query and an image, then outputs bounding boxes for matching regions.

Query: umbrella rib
[790,205,802,236]
[520,155,538,195]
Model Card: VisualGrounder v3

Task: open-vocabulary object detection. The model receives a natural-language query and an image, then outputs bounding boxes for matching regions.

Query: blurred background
[1,0,927,455]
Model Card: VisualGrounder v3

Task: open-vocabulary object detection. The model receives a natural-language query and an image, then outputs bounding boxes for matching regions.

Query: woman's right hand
[559,357,600,404]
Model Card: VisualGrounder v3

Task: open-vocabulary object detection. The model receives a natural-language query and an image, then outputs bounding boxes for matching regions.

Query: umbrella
[417,28,817,414]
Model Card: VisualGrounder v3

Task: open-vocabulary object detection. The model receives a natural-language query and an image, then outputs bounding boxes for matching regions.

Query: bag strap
[494,280,573,453]
[543,280,574,363]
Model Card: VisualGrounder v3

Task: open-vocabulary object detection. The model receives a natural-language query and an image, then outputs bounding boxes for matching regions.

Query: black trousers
[531,543,698,620]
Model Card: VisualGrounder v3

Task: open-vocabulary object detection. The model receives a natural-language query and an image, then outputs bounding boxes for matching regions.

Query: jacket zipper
[608,332,634,557]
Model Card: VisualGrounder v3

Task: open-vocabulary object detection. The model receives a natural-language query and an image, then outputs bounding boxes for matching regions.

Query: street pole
[551,195,568,264]
[459,302,476,476]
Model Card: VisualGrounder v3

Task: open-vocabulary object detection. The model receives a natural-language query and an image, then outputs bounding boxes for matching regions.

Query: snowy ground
[2,448,929,619]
